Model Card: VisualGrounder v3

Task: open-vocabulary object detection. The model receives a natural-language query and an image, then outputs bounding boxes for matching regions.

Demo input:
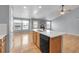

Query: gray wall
[52,7,79,34]
[32,18,47,29]
[0,5,9,24]
[0,24,7,35]
[0,5,9,52]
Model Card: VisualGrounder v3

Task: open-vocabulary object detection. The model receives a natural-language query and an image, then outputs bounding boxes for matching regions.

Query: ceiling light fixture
[24,6,27,9]
[60,5,65,15]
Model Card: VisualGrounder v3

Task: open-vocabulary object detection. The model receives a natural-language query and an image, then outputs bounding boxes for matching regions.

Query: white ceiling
[13,5,79,20]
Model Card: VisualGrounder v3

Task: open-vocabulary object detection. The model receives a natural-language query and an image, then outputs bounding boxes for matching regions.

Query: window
[22,20,29,30]
[13,20,22,31]
[46,21,51,29]
[33,21,38,29]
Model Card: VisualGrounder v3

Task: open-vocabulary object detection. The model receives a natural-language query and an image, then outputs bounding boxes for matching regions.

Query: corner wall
[0,5,9,52]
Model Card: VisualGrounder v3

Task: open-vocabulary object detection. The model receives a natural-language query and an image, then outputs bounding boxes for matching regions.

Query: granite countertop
[33,29,65,37]
[0,34,7,39]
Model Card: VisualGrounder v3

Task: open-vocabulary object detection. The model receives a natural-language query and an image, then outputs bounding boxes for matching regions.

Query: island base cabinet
[33,32,37,45]
[33,32,40,49]
[40,34,49,53]
[50,36,62,53]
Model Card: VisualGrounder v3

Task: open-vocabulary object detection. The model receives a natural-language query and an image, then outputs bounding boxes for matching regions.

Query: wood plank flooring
[11,32,41,53]
[62,34,79,53]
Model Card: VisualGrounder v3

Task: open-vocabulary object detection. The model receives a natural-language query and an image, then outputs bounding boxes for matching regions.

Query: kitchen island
[33,29,79,53]
[33,29,65,53]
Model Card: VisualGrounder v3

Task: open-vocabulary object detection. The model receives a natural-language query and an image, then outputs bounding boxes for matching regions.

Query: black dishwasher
[40,34,50,53]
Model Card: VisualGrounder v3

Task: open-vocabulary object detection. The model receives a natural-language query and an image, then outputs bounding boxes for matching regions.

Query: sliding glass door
[22,20,30,47]
[12,19,30,52]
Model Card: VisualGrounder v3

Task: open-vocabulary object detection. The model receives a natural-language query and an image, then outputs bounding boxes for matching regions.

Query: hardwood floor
[62,34,79,53]
[11,43,41,53]
[22,43,41,53]
[11,32,41,53]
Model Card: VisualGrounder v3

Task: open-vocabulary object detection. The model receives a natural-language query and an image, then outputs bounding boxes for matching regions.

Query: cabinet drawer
[0,43,2,46]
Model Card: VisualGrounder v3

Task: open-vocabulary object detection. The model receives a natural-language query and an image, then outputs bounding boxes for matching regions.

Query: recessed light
[24,6,27,8]
[33,10,38,14]
[38,6,42,8]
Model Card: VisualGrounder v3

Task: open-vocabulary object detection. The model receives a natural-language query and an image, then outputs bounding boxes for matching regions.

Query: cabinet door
[2,37,6,53]
[0,37,6,53]
[36,32,40,48]
[0,40,2,53]
[33,32,37,45]
[40,34,49,53]
[0,47,2,52]
[50,36,62,53]
[33,32,40,48]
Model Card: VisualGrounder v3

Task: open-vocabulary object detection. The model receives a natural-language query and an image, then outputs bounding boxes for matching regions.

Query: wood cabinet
[33,32,62,53]
[33,32,40,48]
[40,34,62,53]
[33,32,37,45]
[0,36,6,53]
[36,32,40,48]
[50,36,62,53]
